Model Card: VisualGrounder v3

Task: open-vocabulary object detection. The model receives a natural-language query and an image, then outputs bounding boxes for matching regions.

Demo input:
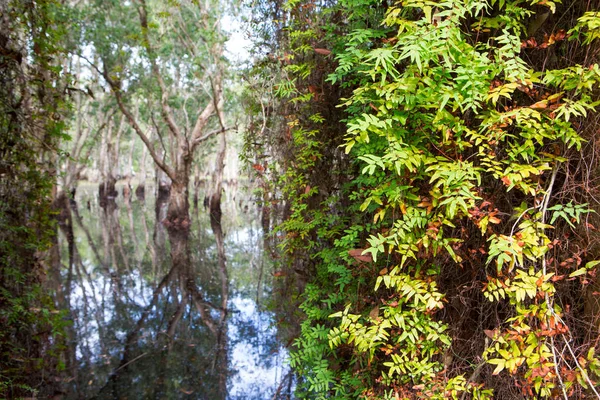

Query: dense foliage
[5,0,600,397]
[0,0,71,396]
[244,0,600,398]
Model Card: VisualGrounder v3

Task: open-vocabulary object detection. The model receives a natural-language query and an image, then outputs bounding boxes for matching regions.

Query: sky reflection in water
[57,184,290,399]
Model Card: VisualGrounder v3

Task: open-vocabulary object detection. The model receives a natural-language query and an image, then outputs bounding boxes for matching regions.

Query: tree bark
[208,131,227,225]
[167,179,190,225]
[136,141,148,200]
[99,116,124,206]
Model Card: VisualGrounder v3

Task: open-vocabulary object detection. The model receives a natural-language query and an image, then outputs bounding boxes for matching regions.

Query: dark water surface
[53,183,292,399]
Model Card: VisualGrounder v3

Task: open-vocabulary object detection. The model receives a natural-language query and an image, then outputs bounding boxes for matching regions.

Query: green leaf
[569,268,587,278]
[488,358,506,375]
[585,260,600,269]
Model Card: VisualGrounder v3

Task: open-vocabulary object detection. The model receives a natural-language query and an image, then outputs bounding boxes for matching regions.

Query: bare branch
[150,113,168,156]
[174,10,204,66]
[191,126,233,147]
[190,57,226,151]
[112,90,177,182]
[190,100,216,150]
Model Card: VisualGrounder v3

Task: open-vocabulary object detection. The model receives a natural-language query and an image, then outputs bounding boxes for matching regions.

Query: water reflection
[53,183,291,399]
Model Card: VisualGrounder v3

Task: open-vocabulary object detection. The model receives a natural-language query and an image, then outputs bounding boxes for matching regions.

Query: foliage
[245,0,600,398]
[0,0,71,397]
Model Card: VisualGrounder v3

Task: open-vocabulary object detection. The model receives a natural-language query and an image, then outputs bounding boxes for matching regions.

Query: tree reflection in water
[53,184,291,399]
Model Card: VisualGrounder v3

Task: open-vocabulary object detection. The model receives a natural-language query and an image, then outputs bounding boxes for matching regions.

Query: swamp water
[52,183,294,399]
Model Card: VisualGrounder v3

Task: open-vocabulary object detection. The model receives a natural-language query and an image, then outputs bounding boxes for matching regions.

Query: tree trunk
[208,131,227,225]
[192,164,201,209]
[156,165,171,200]
[136,142,148,200]
[166,180,190,226]
[163,143,194,227]
[99,116,123,206]
[122,136,135,202]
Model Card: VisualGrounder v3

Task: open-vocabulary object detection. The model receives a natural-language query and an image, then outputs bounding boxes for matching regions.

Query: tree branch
[190,100,216,151]
[150,113,168,157]
[112,90,178,182]
[136,0,183,142]
[189,68,225,151]
[191,126,232,147]
[78,53,178,182]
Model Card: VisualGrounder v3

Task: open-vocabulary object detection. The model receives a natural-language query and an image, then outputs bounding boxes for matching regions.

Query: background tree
[59,59,112,202]
[74,0,230,224]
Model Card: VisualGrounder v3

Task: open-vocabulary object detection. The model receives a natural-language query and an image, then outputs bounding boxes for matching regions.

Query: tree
[76,0,229,224]
[59,59,112,201]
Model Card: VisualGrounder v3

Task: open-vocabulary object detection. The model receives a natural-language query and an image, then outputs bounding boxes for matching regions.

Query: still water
[54,183,293,399]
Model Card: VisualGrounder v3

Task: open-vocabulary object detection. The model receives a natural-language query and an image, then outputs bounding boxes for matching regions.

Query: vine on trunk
[245,0,600,398]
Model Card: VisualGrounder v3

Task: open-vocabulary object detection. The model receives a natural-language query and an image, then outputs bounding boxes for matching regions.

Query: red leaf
[530,100,548,109]
[314,48,331,56]
[348,249,373,263]
[489,216,501,224]
[484,329,497,339]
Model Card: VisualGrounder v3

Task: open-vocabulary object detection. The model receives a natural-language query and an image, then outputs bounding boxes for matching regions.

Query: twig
[113,352,148,373]
[460,338,490,400]
[271,370,293,400]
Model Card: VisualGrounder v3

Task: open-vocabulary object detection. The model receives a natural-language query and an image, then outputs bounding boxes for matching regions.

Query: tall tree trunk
[193,164,201,209]
[99,116,124,205]
[123,135,135,201]
[208,132,227,225]
[136,142,148,200]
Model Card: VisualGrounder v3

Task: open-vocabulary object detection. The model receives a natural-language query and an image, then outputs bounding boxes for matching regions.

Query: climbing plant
[246,0,600,398]
[0,0,71,397]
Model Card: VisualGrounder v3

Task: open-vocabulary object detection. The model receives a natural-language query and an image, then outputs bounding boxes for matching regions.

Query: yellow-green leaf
[569,268,587,278]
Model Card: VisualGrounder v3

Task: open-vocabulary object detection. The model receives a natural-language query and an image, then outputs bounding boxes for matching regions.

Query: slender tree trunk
[123,136,135,201]
[98,120,109,200]
[136,142,148,200]
[99,116,123,205]
[193,164,201,209]
[208,132,226,225]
